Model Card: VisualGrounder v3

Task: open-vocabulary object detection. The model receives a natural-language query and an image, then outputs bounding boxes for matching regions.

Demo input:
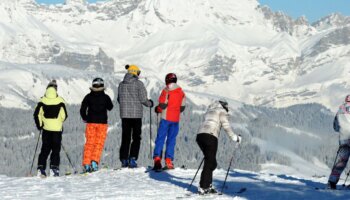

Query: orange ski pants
[82,123,108,166]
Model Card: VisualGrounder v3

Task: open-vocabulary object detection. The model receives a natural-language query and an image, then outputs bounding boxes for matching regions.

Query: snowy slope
[0,0,349,109]
[0,167,349,200]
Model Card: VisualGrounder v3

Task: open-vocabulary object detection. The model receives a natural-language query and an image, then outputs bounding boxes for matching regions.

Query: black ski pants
[37,130,62,170]
[119,118,142,161]
[196,133,218,189]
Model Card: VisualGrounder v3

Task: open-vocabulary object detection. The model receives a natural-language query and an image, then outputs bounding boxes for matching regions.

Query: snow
[0,167,349,200]
[0,0,349,110]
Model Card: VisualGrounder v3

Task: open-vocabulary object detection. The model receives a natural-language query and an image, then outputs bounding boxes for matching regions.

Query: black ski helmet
[165,73,177,85]
[47,79,57,90]
[92,77,104,88]
[219,99,229,112]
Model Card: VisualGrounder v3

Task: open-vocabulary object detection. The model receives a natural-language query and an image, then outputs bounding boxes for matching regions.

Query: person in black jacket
[80,78,113,172]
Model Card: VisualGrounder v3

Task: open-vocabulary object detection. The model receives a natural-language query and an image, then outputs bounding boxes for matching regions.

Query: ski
[176,187,247,199]
[219,187,247,195]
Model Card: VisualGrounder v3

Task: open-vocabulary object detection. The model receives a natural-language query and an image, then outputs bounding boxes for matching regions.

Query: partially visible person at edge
[117,65,153,168]
[328,95,350,189]
[33,80,68,177]
[196,99,241,195]
[80,78,113,173]
[153,73,186,170]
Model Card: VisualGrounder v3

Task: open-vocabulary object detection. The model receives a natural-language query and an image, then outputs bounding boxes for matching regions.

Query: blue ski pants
[153,119,179,160]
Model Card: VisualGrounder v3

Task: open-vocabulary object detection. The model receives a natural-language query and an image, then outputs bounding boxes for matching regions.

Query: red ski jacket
[157,83,186,122]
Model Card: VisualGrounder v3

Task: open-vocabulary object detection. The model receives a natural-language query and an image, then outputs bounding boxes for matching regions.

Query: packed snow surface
[0,167,349,200]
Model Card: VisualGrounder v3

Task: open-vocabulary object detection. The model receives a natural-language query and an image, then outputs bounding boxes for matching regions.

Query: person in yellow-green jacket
[33,80,67,177]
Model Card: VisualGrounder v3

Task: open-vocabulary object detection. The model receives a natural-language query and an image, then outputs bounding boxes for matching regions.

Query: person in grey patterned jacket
[117,65,153,168]
[196,99,241,195]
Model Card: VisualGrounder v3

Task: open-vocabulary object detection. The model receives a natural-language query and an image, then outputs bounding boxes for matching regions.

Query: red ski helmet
[165,73,177,85]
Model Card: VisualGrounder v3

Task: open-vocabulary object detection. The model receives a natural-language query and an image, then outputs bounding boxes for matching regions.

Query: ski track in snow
[0,167,349,200]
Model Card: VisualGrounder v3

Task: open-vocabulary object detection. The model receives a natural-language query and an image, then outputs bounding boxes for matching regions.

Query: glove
[236,135,242,144]
[36,125,42,131]
[154,106,162,113]
[149,99,154,108]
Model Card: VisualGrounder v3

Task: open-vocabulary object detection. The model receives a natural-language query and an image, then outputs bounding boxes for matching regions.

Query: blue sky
[258,0,350,22]
[36,0,350,23]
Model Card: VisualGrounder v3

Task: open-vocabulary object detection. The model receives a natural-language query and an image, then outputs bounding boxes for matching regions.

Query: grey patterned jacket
[198,101,239,142]
[118,73,152,118]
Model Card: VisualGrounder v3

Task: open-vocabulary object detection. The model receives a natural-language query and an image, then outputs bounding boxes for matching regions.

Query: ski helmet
[219,99,229,112]
[47,80,57,90]
[165,73,177,85]
[125,64,141,76]
[92,77,104,88]
[345,95,350,102]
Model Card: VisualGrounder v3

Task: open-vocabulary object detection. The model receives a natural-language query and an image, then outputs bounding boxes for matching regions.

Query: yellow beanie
[125,65,140,76]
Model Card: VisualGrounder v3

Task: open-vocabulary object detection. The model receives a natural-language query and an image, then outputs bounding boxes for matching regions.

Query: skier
[33,80,68,177]
[153,73,186,170]
[80,78,113,173]
[118,65,153,168]
[196,99,241,195]
[328,95,350,189]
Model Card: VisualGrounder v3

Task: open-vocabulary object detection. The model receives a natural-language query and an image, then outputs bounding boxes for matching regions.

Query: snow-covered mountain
[0,0,349,109]
[0,167,349,200]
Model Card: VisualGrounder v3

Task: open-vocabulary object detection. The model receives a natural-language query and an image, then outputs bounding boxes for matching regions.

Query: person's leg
[91,124,108,165]
[196,133,218,189]
[82,124,95,166]
[328,145,350,186]
[165,122,179,161]
[37,130,51,170]
[120,119,132,161]
[129,119,142,160]
[49,131,62,170]
[153,119,169,158]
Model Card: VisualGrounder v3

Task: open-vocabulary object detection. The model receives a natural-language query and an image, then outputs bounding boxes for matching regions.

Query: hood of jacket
[123,73,138,84]
[44,87,58,99]
[208,101,225,111]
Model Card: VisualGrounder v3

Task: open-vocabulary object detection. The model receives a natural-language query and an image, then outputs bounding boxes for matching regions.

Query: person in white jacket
[328,95,350,189]
[196,99,241,195]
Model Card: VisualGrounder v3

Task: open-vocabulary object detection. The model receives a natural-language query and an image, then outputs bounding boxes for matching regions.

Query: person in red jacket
[153,73,186,170]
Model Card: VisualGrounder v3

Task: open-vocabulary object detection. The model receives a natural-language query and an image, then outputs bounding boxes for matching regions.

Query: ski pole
[187,158,204,191]
[61,143,78,174]
[150,107,152,160]
[343,169,350,187]
[29,130,42,176]
[220,143,240,194]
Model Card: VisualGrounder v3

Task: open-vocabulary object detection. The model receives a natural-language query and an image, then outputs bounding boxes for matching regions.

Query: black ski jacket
[80,90,113,124]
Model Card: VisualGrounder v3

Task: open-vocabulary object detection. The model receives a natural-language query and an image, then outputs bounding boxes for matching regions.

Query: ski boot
[164,158,174,170]
[83,164,91,173]
[37,167,47,178]
[198,187,210,195]
[327,181,336,190]
[208,184,217,194]
[129,157,137,168]
[121,159,129,168]
[50,168,60,177]
[153,156,162,171]
[91,161,98,172]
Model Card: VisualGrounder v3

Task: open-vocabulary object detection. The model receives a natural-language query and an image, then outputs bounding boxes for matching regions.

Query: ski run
[0,167,350,200]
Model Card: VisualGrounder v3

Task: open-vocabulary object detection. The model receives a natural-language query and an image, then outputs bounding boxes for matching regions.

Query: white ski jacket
[197,101,240,142]
[334,102,350,144]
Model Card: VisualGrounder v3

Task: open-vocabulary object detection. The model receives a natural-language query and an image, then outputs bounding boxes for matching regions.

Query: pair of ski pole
[29,130,77,176]
[187,143,239,194]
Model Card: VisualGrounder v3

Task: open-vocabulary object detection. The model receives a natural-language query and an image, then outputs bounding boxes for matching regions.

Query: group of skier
[33,64,242,194]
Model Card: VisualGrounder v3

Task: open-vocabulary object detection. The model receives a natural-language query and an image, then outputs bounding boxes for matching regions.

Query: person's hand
[149,99,154,108]
[36,125,42,131]
[154,106,161,113]
[236,135,242,144]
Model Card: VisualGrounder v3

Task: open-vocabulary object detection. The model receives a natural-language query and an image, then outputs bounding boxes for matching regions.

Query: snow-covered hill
[0,167,349,200]
[0,0,350,109]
